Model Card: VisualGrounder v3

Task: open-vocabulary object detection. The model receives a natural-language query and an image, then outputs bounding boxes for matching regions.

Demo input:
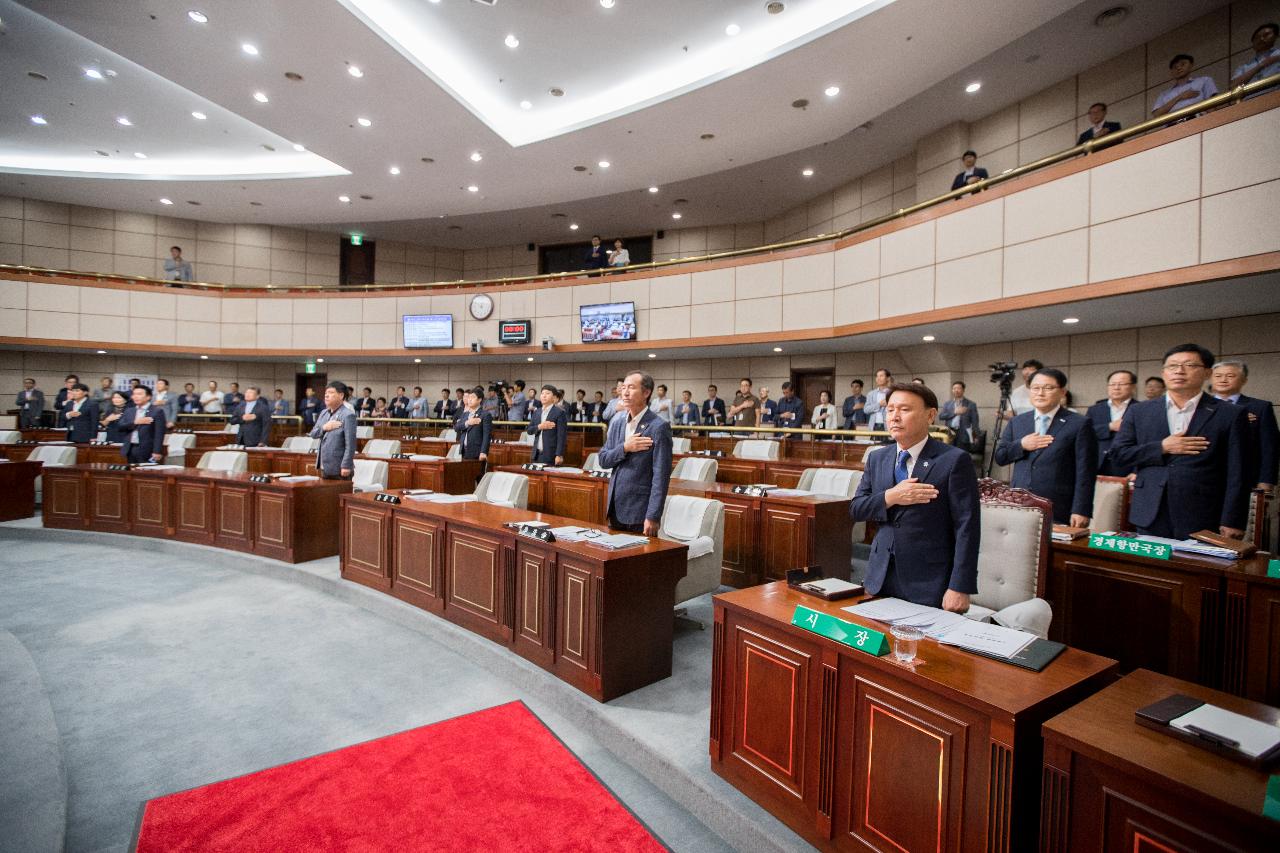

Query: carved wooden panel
[246,455,271,474]
[523,476,546,512]
[384,461,412,490]
[255,492,288,548]
[1246,587,1280,705]
[555,556,595,677]
[215,485,252,550]
[710,612,725,760]
[762,506,806,580]
[1102,789,1238,853]
[719,498,757,587]
[716,459,760,485]
[987,742,1013,853]
[391,514,441,608]
[513,542,555,667]
[174,481,214,541]
[447,529,507,640]
[44,471,84,527]
[729,626,811,802]
[341,503,390,589]
[88,476,127,526]
[1039,762,1071,853]
[130,478,168,533]
[548,479,604,525]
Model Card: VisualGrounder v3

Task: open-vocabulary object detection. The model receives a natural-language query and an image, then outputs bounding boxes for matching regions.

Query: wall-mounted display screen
[402,314,454,348]
[580,301,636,342]
[499,319,532,345]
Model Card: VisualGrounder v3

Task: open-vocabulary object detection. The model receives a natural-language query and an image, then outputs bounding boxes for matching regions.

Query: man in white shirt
[861,369,893,429]
[200,381,222,414]
[1152,54,1219,117]
[602,378,625,421]
[1007,360,1042,417]
[649,384,672,422]
[1230,23,1280,93]
[153,378,176,425]
[1085,369,1137,475]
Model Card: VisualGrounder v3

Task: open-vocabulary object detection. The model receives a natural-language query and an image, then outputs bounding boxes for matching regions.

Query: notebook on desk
[1136,693,1280,767]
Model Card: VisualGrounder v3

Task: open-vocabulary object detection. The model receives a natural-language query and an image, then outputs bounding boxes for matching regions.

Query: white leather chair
[733,439,780,460]
[474,472,529,509]
[671,457,718,484]
[445,444,462,461]
[582,452,611,472]
[967,479,1054,639]
[0,430,21,445]
[352,459,389,493]
[363,439,401,458]
[356,425,374,439]
[1090,475,1131,532]
[282,436,319,453]
[658,495,725,628]
[796,467,860,497]
[222,423,239,435]
[439,428,458,442]
[196,450,249,473]
[671,437,692,453]
[29,445,78,504]
[518,432,535,446]
[164,433,197,463]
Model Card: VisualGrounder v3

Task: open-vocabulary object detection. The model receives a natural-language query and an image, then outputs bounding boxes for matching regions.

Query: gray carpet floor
[0,534,745,853]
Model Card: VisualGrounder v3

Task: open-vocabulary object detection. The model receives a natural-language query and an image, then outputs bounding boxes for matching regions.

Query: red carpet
[135,701,667,852]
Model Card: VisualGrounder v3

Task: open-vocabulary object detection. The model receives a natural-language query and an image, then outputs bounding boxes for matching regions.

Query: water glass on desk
[890,624,923,663]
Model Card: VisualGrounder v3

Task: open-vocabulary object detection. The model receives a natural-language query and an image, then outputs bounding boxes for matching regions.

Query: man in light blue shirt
[862,369,893,430]
[1231,23,1280,94]
[1152,54,1219,117]
[602,378,624,421]
[163,246,193,282]
[649,384,673,422]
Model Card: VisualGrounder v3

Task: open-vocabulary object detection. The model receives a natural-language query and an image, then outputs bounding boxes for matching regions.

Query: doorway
[340,240,376,286]
[295,372,327,417]
[790,370,834,422]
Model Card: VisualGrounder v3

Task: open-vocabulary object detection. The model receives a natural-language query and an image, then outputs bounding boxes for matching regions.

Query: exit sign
[304,362,317,374]
[349,234,363,246]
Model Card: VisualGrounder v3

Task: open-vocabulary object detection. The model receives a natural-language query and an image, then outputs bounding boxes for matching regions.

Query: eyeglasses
[1163,362,1205,373]
[1106,382,1133,388]
[1028,385,1061,393]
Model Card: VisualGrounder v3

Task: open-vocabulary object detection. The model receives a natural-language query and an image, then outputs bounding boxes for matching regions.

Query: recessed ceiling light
[922,335,936,342]
[292,143,305,151]
[347,65,363,78]
[316,358,325,363]
[241,43,259,56]
[84,68,103,80]
[116,116,132,126]
[597,160,610,168]
[338,195,350,203]
[133,152,147,159]
[466,185,479,192]
[802,168,814,177]
[159,198,173,205]
[200,354,209,359]
[648,353,657,358]
[413,358,422,363]
[469,151,483,162]
[357,117,372,127]
[187,11,208,24]
[284,71,303,81]
[699,133,715,140]
[504,34,520,48]
[773,346,783,352]
[648,186,659,193]
[965,81,982,94]
[27,71,49,81]
[253,91,269,103]
[600,0,616,8]
[519,100,532,110]
[725,23,741,36]
[29,115,47,125]
[1062,317,1080,324]
[191,111,207,120]
[569,223,579,230]
[527,356,535,362]
[96,350,107,354]
[549,87,564,97]
[671,212,683,219]
[824,85,840,97]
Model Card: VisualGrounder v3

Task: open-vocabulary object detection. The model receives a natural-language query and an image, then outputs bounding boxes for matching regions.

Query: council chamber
[2,1,1280,851]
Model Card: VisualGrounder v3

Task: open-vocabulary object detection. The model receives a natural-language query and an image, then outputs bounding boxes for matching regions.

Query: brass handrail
[2,78,1274,295]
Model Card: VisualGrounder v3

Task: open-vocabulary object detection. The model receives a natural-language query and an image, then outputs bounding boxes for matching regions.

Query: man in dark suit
[1085,369,1137,475]
[229,386,272,447]
[54,374,78,427]
[299,387,322,429]
[994,368,1097,526]
[852,383,980,610]
[432,388,453,419]
[841,379,867,429]
[310,382,357,480]
[583,235,608,271]
[61,382,100,443]
[597,371,674,534]
[587,392,606,423]
[454,386,492,461]
[353,387,375,418]
[949,150,988,191]
[178,382,200,415]
[1111,344,1250,539]
[1211,359,1279,491]
[701,385,726,426]
[222,382,244,411]
[938,381,979,451]
[389,386,410,419]
[118,385,167,464]
[527,384,567,465]
[16,378,44,429]
[1077,101,1122,145]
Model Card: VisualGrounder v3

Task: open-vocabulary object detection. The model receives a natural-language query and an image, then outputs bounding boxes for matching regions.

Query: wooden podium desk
[1041,669,1280,852]
[672,454,863,487]
[340,493,687,701]
[1222,557,1280,706]
[240,448,484,493]
[493,465,610,525]
[490,428,585,465]
[41,464,351,562]
[2,441,123,464]
[485,441,533,468]
[0,459,42,520]
[712,583,1116,852]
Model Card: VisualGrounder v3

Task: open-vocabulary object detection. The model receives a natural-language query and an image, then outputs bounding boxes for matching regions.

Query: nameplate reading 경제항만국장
[1088,533,1171,560]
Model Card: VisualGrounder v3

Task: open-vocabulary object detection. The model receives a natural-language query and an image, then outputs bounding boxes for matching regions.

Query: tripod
[984,382,1014,479]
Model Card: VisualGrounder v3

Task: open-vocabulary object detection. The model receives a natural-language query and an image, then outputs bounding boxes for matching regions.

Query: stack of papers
[763,488,810,497]
[545,466,584,474]
[279,475,320,482]
[1170,705,1280,758]
[844,596,1036,656]
[585,533,649,550]
[417,493,476,504]
[548,526,597,542]
[936,620,1035,659]
[799,578,861,595]
[1122,534,1238,559]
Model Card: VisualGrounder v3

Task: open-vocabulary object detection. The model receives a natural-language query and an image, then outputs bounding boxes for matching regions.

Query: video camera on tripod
[989,361,1018,394]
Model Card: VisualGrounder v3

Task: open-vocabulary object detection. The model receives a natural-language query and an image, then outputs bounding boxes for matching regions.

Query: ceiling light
[469,151,483,162]
[357,117,372,127]
[773,347,783,352]
[648,353,657,359]
[802,168,814,176]
[413,358,422,363]
[159,198,173,205]
[504,34,520,48]
[116,116,132,126]
[317,358,325,363]
[96,350,107,354]
[292,143,306,152]
[965,81,982,94]
[922,335,936,342]
[600,0,616,7]
[1062,317,1080,324]
[598,160,610,168]
[253,91,269,103]
[647,186,659,194]
[187,11,208,24]
[241,43,259,56]
[466,185,479,192]
[569,223,579,230]
[725,23,741,36]
[191,110,207,120]
[549,87,564,97]
[526,356,535,362]
[824,85,840,97]
[30,115,47,125]
[338,195,350,203]
[84,68,103,80]
[671,212,683,219]
[347,65,364,78]
[389,166,401,175]
[133,152,147,159]
[200,354,209,359]
[519,100,532,110]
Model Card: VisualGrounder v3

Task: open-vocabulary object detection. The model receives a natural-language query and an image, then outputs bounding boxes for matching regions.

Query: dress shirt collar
[1167,392,1202,415]
[1215,393,1241,404]
[1033,405,1061,423]
[894,435,930,476]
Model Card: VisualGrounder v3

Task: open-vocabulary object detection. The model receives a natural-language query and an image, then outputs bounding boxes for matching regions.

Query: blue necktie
[894,449,910,484]
[1036,414,1050,436]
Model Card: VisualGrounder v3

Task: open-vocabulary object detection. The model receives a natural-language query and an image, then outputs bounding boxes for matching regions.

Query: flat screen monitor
[580,301,636,343]
[402,314,454,348]
[498,319,532,345]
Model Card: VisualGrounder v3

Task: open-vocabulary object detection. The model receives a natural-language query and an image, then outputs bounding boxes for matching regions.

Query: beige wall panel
[833,181,862,217]
[129,291,177,320]
[1145,8,1229,86]
[1201,179,1280,263]
[735,296,782,335]
[113,230,156,258]
[833,281,878,326]
[112,255,157,279]
[611,279,650,310]
[880,221,935,276]
[326,324,361,350]
[361,324,397,350]
[650,273,692,308]
[1202,109,1280,196]
[27,283,79,313]
[70,206,116,230]
[678,228,708,255]
[1077,45,1147,115]
[220,298,256,324]
[1003,229,1088,296]
[1012,335,1071,369]
[979,144,1018,180]
[860,194,893,223]
[68,251,112,274]
[235,225,272,248]
[1004,172,1089,247]
[782,290,833,331]
[360,297,396,324]
[807,194,834,228]
[915,163,955,206]
[971,104,1020,157]
[0,242,21,265]
[1089,200,1200,282]
[0,308,26,337]
[935,249,1002,309]
[27,310,77,341]
[69,226,113,254]
[23,199,69,224]
[936,200,1003,262]
[1221,312,1280,357]
[916,122,969,174]
[197,222,235,243]
[0,282,26,310]
[113,212,156,235]
[833,239,880,287]
[271,249,307,274]
[572,282,612,313]
[174,294,221,323]
[649,306,691,340]
[24,221,71,251]
[500,289,535,317]
[863,164,894,203]
[197,241,235,267]
[706,225,735,252]
[305,254,339,277]
[252,299,289,325]
[1018,121,1077,166]
[431,293,465,318]
[270,227,308,252]
[734,260,783,300]
[735,221,765,248]
[962,341,1014,373]
[234,244,271,270]
[1137,320,1222,361]
[1020,77,1077,138]
[172,321,219,350]
[782,252,834,294]
[539,315,573,347]
[878,267,934,318]
[197,263,233,284]
[221,324,257,349]
[0,197,21,218]
[1090,136,1201,224]
[291,323,325,348]
[1070,329,1139,366]
[291,299,328,324]
[0,217,21,245]
[129,317,176,346]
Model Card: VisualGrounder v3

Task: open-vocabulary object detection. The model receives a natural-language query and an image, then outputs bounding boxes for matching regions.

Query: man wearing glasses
[1111,344,1250,540]
[1086,370,1138,475]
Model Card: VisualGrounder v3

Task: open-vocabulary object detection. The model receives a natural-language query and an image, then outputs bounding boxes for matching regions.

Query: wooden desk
[1223,559,1280,706]
[678,434,879,465]
[490,427,585,465]
[41,465,350,563]
[712,583,1116,852]
[1041,669,1280,852]
[241,448,483,494]
[673,454,863,487]
[494,465,610,525]
[485,441,533,468]
[2,442,123,464]
[340,493,687,701]
[0,460,41,520]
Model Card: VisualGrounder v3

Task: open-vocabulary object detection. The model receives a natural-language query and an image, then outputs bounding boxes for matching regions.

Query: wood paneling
[447,529,509,643]
[390,514,442,611]
[42,468,85,528]
[513,543,555,668]
[88,473,127,526]
[0,460,40,521]
[214,484,253,552]
[129,475,169,535]
[174,480,215,544]
[341,502,391,590]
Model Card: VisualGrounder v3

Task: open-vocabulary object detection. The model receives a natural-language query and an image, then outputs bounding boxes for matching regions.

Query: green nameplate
[1088,533,1171,560]
[1268,559,1280,580]
[791,605,888,656]
[1265,775,1280,822]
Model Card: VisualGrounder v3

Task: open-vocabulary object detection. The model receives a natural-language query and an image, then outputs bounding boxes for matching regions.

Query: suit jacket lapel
[912,438,942,484]
[1186,395,1219,436]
